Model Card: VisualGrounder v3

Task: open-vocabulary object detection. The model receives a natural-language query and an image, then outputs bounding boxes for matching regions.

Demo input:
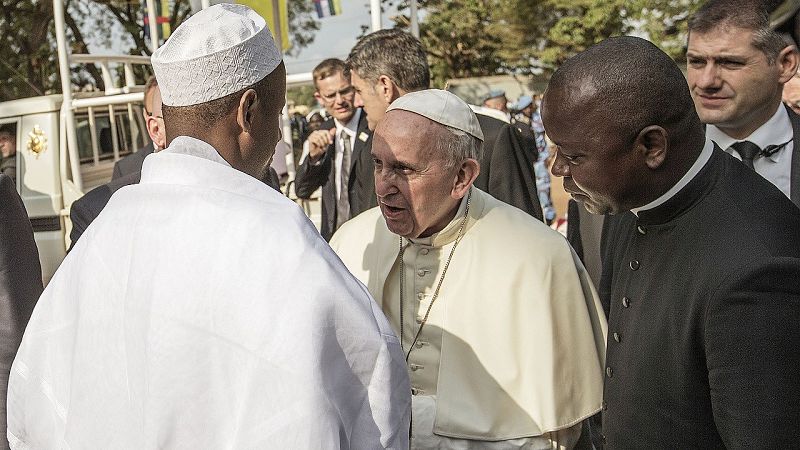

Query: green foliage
[388,0,703,83]
[287,84,318,109]
[1,0,319,102]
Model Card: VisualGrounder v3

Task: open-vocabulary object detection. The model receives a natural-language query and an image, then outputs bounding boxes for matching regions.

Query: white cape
[8,137,410,449]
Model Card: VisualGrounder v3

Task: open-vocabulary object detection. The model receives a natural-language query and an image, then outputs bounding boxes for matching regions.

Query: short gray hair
[346,29,430,92]
[436,125,483,169]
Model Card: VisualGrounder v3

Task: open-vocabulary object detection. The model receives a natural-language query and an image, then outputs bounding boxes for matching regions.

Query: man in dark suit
[295,58,375,241]
[69,76,166,249]
[112,76,161,180]
[346,29,545,224]
[0,174,42,449]
[687,0,800,207]
[545,35,800,448]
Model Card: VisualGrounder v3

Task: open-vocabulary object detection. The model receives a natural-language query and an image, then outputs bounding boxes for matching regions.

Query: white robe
[7,136,410,449]
[331,188,607,446]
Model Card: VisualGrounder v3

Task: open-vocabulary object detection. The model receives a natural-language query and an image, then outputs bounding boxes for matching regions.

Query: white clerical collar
[631,139,714,216]
[409,188,470,247]
[161,136,233,167]
[706,105,792,164]
[334,108,361,138]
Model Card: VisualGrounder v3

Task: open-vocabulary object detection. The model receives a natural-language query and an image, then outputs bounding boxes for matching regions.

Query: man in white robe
[7,5,410,449]
[330,90,607,449]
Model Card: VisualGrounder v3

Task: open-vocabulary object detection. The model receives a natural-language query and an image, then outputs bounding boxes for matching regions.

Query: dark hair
[346,29,430,92]
[547,36,700,142]
[162,62,284,126]
[0,123,15,136]
[689,0,790,63]
[312,58,349,90]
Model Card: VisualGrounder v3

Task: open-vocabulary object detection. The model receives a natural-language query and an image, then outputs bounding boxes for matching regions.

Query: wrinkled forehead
[375,110,443,152]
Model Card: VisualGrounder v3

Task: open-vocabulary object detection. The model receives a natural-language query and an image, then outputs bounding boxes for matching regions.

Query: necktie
[336,130,352,229]
[730,141,761,170]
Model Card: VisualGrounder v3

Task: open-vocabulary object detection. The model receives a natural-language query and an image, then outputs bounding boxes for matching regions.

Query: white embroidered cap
[151,4,281,107]
[386,89,484,141]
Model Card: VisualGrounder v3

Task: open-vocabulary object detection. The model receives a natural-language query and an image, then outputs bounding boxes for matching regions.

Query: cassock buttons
[411,387,425,395]
[420,248,429,255]
[417,269,426,277]
[417,292,425,300]
[415,316,423,324]
[415,341,425,349]
[606,367,613,378]
[629,260,640,270]
[613,332,621,343]
[622,297,631,308]
[637,225,646,235]
[409,364,424,371]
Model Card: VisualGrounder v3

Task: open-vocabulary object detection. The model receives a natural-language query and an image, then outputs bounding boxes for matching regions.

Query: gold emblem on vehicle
[26,125,47,158]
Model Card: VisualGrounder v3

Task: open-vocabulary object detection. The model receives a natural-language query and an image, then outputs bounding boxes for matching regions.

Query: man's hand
[307,128,337,162]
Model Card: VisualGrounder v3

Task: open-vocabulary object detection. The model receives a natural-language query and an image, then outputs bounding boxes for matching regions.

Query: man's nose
[374,168,397,197]
[354,93,364,108]
[550,150,570,178]
[695,64,722,90]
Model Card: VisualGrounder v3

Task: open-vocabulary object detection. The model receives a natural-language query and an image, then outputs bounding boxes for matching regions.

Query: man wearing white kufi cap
[331,89,607,448]
[7,4,410,449]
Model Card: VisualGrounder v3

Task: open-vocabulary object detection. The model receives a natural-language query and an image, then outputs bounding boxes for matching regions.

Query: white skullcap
[151,4,281,107]
[387,89,484,141]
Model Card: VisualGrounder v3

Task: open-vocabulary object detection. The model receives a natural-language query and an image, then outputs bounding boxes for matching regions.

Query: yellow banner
[237,0,290,52]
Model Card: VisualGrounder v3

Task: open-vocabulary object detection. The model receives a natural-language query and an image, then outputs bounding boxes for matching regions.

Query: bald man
[544,36,800,448]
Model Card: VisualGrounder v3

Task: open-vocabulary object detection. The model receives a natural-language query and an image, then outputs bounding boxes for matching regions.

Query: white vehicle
[0,55,151,283]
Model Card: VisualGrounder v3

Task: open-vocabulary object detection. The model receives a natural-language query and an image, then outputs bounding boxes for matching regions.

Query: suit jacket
[473,118,544,222]
[69,170,141,251]
[112,142,153,181]
[785,105,800,207]
[294,111,375,241]
[599,147,800,448]
[0,174,42,450]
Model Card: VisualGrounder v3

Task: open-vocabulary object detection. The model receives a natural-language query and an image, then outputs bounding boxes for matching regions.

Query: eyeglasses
[319,85,355,103]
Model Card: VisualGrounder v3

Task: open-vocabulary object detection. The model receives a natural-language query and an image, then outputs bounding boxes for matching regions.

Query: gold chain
[399,190,472,361]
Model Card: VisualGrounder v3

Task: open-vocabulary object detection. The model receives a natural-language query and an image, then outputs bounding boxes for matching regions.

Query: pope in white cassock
[7,5,410,449]
[330,90,608,449]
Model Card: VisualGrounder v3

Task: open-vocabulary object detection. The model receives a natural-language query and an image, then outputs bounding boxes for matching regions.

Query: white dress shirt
[706,105,793,199]
[300,109,362,199]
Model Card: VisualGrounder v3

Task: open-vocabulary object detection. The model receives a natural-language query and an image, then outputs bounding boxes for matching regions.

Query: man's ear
[452,158,480,199]
[777,45,799,84]
[636,125,668,170]
[376,75,399,104]
[237,89,259,133]
[146,116,166,150]
[313,91,322,103]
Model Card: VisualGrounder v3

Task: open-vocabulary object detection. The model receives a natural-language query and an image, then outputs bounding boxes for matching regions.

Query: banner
[143,0,171,42]
[314,0,342,18]
[236,0,290,51]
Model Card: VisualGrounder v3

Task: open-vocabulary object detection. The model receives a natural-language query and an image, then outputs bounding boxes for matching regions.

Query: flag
[143,0,172,42]
[236,0,290,51]
[314,0,342,19]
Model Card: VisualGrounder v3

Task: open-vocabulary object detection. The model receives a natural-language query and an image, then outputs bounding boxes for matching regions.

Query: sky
[284,0,397,75]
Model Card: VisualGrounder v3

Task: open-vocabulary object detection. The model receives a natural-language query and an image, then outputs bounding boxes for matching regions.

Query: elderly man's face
[686,26,794,138]
[314,70,356,124]
[352,70,390,130]
[372,110,462,238]
[544,88,644,215]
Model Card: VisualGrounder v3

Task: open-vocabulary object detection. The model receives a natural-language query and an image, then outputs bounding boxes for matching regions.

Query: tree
[1,0,320,102]
[387,0,703,85]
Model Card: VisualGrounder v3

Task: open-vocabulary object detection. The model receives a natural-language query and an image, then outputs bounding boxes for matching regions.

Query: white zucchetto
[387,89,484,141]
[151,4,282,107]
